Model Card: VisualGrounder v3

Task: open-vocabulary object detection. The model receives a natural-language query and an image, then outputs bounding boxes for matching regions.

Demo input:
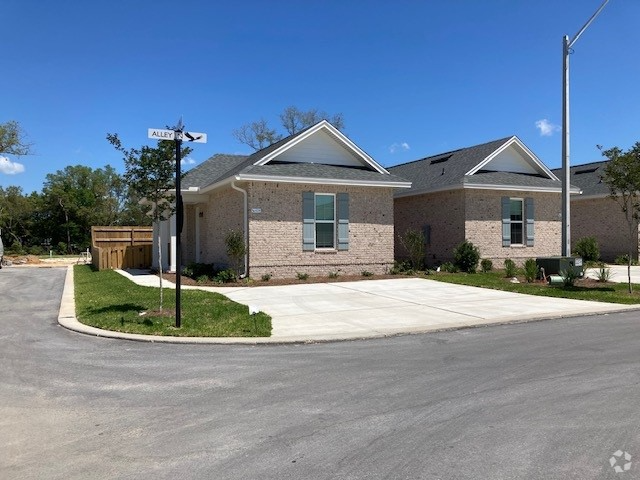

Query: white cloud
[535,119,561,137]
[181,156,196,166]
[0,156,25,174]
[389,142,410,154]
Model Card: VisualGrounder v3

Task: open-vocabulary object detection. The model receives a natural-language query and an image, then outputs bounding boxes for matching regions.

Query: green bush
[196,274,210,284]
[261,273,272,281]
[296,272,309,280]
[595,264,611,282]
[440,262,459,273]
[361,270,373,277]
[390,260,412,275]
[225,230,246,278]
[573,236,600,262]
[480,259,493,273]
[214,269,237,283]
[453,240,480,273]
[398,228,425,270]
[560,268,579,287]
[614,254,639,266]
[523,258,538,283]
[504,258,517,277]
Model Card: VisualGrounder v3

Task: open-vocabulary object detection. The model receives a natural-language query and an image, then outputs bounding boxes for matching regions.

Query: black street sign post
[148,124,207,328]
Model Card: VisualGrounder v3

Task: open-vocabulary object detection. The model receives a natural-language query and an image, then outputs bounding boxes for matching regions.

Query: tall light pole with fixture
[561,0,610,256]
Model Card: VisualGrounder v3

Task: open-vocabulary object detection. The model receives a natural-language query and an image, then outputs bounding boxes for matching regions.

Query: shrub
[453,240,480,273]
[595,264,611,283]
[196,274,210,284]
[328,271,340,279]
[504,258,517,277]
[440,262,459,273]
[390,260,412,275]
[296,272,309,281]
[214,268,237,283]
[398,228,425,270]
[225,230,246,278]
[614,254,639,266]
[361,270,373,277]
[573,236,600,262]
[480,258,493,273]
[560,267,579,287]
[261,273,272,282]
[523,258,538,283]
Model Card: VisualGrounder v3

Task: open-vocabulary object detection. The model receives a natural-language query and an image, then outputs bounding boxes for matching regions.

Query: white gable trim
[253,120,389,175]
[235,173,411,189]
[465,136,559,181]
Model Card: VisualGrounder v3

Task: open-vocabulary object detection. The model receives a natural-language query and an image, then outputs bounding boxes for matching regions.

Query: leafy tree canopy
[0,120,33,156]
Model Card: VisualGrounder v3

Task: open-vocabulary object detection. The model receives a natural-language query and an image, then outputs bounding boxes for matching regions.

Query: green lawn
[74,265,272,337]
[424,270,640,304]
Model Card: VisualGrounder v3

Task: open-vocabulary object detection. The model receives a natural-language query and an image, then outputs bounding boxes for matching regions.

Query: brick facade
[183,182,396,279]
[394,188,562,266]
[571,197,639,261]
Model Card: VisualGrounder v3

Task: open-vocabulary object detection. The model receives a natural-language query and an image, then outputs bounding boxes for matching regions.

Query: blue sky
[2,0,638,194]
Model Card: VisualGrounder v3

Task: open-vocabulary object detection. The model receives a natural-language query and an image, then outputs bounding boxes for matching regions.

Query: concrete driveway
[100,270,639,343]
[584,265,640,283]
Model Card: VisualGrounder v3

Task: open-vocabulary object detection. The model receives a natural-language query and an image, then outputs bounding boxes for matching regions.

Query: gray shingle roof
[388,136,563,194]
[182,122,408,190]
[551,161,609,197]
[239,163,409,184]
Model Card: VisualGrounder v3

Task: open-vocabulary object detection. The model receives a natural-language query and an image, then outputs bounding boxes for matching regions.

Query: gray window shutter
[501,197,511,247]
[526,197,535,247]
[422,224,431,245]
[302,192,315,251]
[337,193,349,250]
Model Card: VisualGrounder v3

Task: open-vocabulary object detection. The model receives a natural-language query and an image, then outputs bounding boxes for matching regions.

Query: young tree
[107,133,191,311]
[233,106,345,151]
[601,142,640,293]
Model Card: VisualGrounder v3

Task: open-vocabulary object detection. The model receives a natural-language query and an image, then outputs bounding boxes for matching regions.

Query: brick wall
[465,189,561,265]
[198,185,244,267]
[247,182,395,278]
[572,196,638,261]
[394,189,466,265]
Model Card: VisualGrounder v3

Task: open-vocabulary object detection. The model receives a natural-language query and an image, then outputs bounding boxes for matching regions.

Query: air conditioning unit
[536,256,584,279]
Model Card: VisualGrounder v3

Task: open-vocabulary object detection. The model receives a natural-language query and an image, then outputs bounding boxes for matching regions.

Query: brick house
[389,136,579,266]
[156,120,411,278]
[551,161,639,261]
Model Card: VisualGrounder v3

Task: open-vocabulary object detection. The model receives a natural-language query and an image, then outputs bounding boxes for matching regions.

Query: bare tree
[234,107,345,150]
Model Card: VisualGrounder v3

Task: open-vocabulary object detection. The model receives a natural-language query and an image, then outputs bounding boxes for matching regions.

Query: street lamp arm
[569,0,610,48]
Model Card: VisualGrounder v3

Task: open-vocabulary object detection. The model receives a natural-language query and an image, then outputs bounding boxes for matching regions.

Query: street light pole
[561,0,610,257]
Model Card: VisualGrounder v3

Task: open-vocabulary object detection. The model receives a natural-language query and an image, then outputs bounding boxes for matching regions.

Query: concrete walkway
[58,267,640,344]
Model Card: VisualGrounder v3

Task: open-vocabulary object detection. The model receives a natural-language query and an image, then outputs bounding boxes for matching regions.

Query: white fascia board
[571,193,609,200]
[465,136,559,181]
[463,183,581,194]
[254,120,389,175]
[235,173,411,189]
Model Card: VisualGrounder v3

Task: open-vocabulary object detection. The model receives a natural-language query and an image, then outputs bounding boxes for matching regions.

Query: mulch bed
[161,272,403,287]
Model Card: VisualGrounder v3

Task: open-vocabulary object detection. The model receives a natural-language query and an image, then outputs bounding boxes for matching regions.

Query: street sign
[147,128,207,143]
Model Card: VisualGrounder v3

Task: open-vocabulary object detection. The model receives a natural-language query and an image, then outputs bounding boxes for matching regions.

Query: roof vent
[575,167,599,174]
[430,154,452,165]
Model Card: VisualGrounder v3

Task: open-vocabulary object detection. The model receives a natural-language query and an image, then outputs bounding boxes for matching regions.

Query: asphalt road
[2,267,639,479]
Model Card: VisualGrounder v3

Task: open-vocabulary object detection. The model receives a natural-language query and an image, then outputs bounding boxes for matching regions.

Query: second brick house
[389,136,579,266]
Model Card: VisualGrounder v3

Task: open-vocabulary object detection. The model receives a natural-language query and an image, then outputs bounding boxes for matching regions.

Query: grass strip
[74,265,271,337]
[424,271,640,304]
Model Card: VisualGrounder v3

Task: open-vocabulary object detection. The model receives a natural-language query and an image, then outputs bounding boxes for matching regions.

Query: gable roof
[551,160,609,198]
[389,136,575,197]
[182,120,410,193]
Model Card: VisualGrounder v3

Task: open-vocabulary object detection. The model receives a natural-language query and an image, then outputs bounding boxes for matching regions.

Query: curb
[58,266,640,345]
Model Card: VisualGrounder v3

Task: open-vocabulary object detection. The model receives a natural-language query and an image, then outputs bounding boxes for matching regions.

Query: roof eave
[235,173,411,188]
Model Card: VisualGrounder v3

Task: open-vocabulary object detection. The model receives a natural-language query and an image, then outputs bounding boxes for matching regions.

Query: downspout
[231,180,248,278]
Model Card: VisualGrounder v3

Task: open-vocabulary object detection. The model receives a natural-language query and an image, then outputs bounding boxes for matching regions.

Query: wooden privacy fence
[91,226,153,270]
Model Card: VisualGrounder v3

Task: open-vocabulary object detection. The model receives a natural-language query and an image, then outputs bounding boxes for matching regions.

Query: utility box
[536,256,584,278]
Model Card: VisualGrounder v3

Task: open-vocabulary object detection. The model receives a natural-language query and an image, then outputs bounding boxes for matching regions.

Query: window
[315,194,335,248]
[510,198,523,245]
[502,196,534,247]
[303,192,349,251]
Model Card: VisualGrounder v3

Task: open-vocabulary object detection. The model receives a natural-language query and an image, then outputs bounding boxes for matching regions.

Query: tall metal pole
[174,131,183,329]
[561,0,610,256]
[561,35,571,257]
